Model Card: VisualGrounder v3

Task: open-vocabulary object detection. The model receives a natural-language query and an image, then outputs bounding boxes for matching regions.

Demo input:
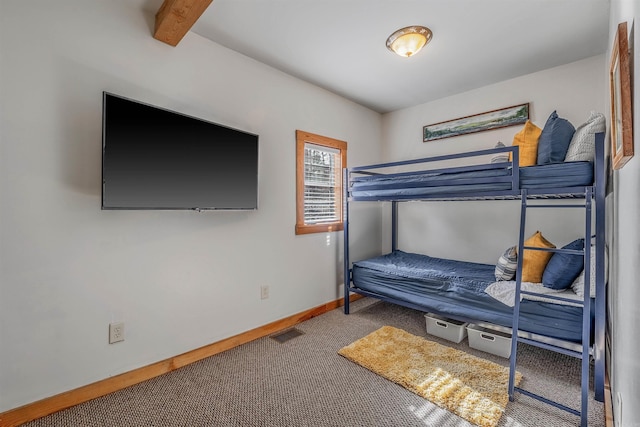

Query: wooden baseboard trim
[605,371,614,427]
[0,294,362,427]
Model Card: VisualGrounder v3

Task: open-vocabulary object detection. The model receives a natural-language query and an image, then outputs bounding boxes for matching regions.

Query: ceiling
[149,0,611,114]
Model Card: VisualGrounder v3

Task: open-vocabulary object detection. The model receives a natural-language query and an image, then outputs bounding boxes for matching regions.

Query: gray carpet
[23,298,604,426]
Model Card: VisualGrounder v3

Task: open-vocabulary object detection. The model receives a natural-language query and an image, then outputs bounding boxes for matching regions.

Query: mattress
[351,250,590,342]
[349,161,593,199]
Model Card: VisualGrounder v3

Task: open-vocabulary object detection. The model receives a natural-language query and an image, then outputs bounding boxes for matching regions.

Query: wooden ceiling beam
[154,0,214,47]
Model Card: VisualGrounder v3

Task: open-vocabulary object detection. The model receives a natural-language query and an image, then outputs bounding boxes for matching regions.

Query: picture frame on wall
[609,21,634,170]
[423,103,529,142]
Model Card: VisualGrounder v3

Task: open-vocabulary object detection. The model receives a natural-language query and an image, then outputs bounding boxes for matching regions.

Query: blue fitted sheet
[352,250,590,342]
[350,161,593,198]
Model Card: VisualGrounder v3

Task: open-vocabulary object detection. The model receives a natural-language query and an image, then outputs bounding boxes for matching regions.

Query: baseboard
[605,371,614,427]
[0,294,363,427]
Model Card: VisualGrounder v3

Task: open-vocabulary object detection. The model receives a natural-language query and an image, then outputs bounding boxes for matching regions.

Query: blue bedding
[352,250,589,342]
[519,161,593,188]
[350,161,593,198]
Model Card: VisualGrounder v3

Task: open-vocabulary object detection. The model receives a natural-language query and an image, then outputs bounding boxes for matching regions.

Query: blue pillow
[537,111,575,165]
[542,238,584,290]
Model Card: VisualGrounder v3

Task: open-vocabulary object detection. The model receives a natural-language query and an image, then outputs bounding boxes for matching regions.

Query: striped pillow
[491,141,510,164]
[495,246,518,281]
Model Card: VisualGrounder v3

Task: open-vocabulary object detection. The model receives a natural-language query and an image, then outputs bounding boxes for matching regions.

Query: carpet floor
[23,298,604,427]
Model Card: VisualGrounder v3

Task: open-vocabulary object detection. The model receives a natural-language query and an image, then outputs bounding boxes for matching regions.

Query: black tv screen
[102,92,259,210]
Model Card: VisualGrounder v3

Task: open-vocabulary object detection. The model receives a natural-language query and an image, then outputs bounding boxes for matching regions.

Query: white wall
[380,56,606,264]
[607,2,640,426]
[0,0,383,411]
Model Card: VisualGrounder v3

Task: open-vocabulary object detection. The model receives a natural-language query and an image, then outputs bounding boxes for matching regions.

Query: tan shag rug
[338,325,522,427]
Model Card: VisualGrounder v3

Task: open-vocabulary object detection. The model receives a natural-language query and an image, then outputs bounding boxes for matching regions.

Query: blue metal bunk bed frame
[342,133,606,427]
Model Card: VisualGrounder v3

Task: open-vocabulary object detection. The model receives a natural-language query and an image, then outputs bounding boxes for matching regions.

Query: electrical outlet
[109,322,125,344]
[260,285,269,300]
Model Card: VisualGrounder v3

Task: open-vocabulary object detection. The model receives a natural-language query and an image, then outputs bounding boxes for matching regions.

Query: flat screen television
[102,92,259,210]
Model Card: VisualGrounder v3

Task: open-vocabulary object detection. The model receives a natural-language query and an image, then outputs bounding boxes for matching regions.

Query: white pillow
[564,112,606,162]
[571,244,608,298]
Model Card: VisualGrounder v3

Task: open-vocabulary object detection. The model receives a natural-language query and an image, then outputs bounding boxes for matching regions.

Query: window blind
[303,143,341,224]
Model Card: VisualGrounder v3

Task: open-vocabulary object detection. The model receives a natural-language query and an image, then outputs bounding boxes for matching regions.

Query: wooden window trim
[295,130,347,235]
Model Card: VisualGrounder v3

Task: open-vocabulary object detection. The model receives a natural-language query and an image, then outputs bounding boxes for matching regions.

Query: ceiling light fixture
[386,25,433,58]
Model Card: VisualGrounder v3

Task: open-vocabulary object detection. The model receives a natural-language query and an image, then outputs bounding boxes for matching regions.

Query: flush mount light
[386,25,433,58]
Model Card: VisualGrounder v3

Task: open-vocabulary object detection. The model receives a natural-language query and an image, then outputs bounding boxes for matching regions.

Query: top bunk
[346,131,605,202]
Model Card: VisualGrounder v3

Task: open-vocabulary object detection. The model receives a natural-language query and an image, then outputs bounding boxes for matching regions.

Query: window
[295,130,347,235]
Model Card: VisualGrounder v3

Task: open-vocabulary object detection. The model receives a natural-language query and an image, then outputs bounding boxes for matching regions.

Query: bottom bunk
[347,250,593,346]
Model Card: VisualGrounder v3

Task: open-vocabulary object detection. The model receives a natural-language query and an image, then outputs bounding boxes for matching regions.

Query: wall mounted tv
[102,92,259,210]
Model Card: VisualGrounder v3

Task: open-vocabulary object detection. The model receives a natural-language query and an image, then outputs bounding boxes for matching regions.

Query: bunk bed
[342,132,606,427]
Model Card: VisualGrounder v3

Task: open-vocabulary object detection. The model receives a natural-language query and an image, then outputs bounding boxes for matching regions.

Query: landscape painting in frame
[423,103,529,142]
[609,21,633,170]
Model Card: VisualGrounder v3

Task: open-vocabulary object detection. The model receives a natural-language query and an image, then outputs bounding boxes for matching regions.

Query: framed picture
[610,21,633,170]
[423,103,529,142]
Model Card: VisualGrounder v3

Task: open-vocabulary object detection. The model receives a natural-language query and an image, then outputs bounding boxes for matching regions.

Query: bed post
[343,167,351,314]
[581,188,593,421]
[594,131,606,401]
[392,201,398,252]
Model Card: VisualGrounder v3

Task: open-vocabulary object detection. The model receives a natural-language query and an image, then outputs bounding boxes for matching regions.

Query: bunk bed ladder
[508,188,593,427]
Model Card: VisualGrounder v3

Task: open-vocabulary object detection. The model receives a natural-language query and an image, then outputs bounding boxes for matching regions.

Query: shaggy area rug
[338,325,522,427]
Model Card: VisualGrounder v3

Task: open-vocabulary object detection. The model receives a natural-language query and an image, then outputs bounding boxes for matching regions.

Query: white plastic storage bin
[424,313,468,343]
[466,324,513,358]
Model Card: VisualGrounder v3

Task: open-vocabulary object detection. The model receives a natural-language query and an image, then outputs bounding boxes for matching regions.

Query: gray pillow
[564,112,606,162]
[571,244,608,298]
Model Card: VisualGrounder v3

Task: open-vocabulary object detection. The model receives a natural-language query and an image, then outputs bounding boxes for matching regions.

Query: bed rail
[347,145,520,201]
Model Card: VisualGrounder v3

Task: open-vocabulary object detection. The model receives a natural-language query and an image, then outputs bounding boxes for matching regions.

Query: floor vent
[270,328,305,343]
